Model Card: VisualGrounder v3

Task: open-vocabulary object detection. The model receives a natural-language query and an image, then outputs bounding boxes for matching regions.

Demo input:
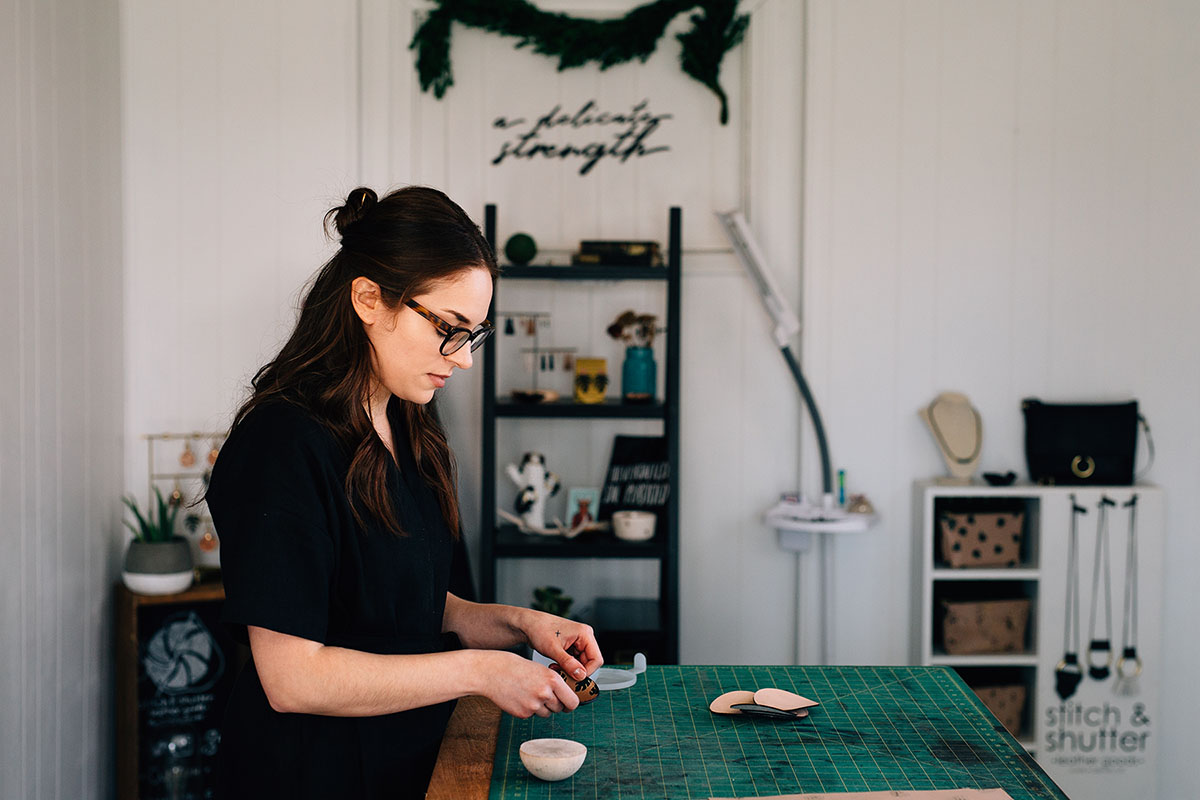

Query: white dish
[519,738,587,781]
[611,510,656,541]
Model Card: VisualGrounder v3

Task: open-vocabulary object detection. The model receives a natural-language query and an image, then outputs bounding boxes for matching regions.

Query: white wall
[0,0,125,798]
[115,0,1200,797]
[803,2,1200,798]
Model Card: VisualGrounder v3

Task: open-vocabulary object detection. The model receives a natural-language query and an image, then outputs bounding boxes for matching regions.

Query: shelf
[929,652,1040,667]
[495,398,665,419]
[932,568,1040,581]
[492,524,665,559]
[500,264,668,281]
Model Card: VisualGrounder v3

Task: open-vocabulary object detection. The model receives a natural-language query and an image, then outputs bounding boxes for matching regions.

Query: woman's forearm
[442,592,532,650]
[250,625,490,716]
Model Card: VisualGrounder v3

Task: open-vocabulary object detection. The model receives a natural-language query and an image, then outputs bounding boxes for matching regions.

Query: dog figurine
[506,452,561,533]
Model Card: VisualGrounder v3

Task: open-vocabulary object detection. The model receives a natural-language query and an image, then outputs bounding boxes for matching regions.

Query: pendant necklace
[1056,495,1086,701]
[926,400,982,464]
[1116,494,1142,695]
[1086,496,1115,680]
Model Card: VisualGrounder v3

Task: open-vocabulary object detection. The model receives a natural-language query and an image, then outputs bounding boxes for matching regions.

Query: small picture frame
[566,487,601,529]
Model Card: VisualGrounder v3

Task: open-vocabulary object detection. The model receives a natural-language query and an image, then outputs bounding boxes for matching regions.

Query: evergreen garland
[410,0,748,125]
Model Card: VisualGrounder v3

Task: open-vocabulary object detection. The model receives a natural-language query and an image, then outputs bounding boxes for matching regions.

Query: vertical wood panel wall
[804,2,1200,797]
[0,0,124,798]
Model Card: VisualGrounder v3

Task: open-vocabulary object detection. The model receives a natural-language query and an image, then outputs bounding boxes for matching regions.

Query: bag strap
[1134,414,1155,481]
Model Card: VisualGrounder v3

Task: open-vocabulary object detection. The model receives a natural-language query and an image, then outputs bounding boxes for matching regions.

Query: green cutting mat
[489,666,1067,800]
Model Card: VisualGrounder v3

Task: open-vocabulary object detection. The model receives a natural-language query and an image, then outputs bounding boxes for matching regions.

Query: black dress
[206,398,458,799]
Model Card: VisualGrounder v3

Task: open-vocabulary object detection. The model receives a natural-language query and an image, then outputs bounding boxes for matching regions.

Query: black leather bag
[1021,398,1147,485]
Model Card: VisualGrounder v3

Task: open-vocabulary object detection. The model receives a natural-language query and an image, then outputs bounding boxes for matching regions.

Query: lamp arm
[717,210,834,504]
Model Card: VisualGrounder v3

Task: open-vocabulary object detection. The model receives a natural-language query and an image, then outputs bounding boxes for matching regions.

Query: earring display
[146,432,226,573]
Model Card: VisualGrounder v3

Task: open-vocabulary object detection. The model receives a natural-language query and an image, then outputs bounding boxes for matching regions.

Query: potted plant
[122,487,194,595]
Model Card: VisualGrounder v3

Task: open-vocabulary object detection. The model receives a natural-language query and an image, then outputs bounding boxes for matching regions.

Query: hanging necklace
[1087,496,1115,680]
[1056,495,1086,701]
[1116,494,1142,695]
[926,400,982,464]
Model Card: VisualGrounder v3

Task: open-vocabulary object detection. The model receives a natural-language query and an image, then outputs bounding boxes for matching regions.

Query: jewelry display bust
[919,391,982,484]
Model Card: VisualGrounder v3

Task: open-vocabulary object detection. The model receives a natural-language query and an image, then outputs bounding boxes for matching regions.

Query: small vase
[123,536,194,595]
[621,346,656,403]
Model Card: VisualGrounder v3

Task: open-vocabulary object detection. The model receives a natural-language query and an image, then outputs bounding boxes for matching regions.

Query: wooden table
[426,666,1070,800]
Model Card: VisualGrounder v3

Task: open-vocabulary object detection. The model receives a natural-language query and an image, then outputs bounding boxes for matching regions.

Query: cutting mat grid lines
[489,666,1068,800]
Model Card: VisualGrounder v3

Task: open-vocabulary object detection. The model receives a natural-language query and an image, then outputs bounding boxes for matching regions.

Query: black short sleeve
[207,403,344,645]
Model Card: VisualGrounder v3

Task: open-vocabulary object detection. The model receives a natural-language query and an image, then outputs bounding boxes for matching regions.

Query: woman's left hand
[523,612,603,681]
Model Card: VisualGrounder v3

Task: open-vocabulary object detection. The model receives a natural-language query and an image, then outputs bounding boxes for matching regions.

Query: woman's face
[360,266,494,405]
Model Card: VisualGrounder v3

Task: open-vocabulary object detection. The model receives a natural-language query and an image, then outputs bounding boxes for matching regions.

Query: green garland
[410,0,748,125]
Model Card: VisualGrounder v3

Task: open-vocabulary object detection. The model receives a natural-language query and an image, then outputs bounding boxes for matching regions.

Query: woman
[206,186,603,799]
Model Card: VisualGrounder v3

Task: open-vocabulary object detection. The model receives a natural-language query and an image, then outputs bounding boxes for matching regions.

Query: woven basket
[939,511,1024,568]
[973,684,1027,737]
[941,597,1030,655]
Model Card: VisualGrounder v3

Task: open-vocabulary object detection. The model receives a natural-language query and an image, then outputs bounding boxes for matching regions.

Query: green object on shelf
[531,585,573,617]
[504,233,537,266]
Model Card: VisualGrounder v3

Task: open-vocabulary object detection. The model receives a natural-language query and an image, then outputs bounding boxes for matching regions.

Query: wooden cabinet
[116,581,244,800]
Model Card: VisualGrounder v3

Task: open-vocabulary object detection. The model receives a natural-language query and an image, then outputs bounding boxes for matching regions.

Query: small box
[939,511,1024,568]
[973,684,1027,737]
[941,597,1030,655]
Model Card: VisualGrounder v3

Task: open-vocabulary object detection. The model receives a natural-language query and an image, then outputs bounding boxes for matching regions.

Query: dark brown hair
[228,185,498,536]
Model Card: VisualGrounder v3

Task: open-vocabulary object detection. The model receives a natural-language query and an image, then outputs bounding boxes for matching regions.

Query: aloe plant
[123,487,181,544]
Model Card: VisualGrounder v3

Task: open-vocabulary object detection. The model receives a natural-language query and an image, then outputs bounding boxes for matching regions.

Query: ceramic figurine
[505,452,561,533]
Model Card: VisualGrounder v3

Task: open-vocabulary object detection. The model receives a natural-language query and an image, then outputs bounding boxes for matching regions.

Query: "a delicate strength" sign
[492,99,672,175]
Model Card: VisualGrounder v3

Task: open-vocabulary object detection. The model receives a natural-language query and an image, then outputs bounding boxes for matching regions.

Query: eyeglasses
[404,299,494,355]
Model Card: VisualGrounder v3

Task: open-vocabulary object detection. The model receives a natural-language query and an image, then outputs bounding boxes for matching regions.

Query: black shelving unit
[480,204,682,664]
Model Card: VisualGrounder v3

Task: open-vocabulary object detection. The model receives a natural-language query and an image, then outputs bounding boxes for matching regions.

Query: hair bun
[329,187,378,240]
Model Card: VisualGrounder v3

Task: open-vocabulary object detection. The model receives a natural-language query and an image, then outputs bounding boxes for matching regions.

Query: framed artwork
[566,487,601,529]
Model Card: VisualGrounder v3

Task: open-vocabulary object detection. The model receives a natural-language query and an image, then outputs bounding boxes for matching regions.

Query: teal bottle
[621,346,656,403]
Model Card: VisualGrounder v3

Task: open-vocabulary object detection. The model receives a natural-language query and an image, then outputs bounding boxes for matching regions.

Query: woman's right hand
[479,650,580,718]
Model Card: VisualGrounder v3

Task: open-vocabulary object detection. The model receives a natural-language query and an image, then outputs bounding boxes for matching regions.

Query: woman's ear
[350,277,383,325]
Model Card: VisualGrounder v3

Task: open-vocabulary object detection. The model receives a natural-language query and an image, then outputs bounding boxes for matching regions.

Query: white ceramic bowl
[519,738,587,782]
[611,510,656,542]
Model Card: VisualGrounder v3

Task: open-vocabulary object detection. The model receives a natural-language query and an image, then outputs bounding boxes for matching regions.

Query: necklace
[926,400,982,464]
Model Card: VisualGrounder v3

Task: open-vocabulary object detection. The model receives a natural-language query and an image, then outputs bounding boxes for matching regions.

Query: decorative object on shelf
[982,471,1017,486]
[1021,398,1151,486]
[607,310,659,402]
[505,452,561,533]
[573,357,608,403]
[504,232,537,265]
[1057,494,1087,700]
[571,240,662,267]
[938,510,1024,568]
[620,346,656,403]
[846,494,875,515]
[410,0,749,125]
[179,439,196,468]
[122,488,194,596]
[566,487,600,529]
[531,585,573,617]
[598,436,669,533]
[920,391,982,484]
[611,510,656,542]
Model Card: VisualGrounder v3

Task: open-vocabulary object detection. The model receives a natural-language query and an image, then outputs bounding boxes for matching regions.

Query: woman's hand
[480,651,581,718]
[522,611,604,682]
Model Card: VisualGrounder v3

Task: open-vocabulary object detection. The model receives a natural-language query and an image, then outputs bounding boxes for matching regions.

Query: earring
[505,317,515,335]
[207,439,220,467]
[199,526,218,553]
[179,440,196,468]
[169,479,184,508]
